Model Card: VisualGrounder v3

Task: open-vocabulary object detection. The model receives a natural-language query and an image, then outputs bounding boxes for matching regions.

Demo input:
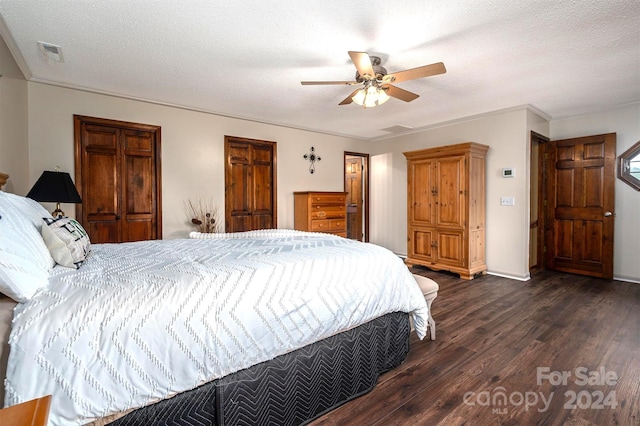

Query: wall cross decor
[303,146,321,174]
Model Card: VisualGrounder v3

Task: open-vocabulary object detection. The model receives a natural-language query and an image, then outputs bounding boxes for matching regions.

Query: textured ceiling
[0,1,638,140]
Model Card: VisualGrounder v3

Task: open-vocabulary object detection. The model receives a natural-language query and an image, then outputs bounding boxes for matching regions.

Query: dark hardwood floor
[311,268,640,426]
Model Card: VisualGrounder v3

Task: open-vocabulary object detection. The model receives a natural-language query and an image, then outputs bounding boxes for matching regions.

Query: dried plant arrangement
[186,197,220,233]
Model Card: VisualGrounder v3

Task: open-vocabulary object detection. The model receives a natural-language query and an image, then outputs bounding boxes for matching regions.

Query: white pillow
[0,190,53,232]
[41,217,91,269]
[0,192,53,302]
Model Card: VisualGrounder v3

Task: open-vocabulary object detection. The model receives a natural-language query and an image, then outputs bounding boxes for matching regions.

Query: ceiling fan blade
[383,62,446,83]
[383,84,419,102]
[301,81,359,85]
[348,51,375,80]
[339,89,361,105]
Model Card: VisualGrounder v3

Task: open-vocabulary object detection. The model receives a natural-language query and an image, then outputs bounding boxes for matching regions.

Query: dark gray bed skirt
[110,312,411,426]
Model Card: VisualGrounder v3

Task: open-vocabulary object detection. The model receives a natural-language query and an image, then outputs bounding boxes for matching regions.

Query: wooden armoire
[404,142,489,280]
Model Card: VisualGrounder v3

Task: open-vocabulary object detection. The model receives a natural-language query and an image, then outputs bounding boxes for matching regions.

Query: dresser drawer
[311,219,330,231]
[330,219,345,231]
[311,195,346,204]
[311,219,345,233]
[311,205,346,219]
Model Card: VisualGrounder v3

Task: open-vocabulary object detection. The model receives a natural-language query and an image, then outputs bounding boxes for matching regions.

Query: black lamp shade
[26,171,82,204]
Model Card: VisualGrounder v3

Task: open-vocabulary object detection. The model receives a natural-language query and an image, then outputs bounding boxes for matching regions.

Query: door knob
[604,211,613,217]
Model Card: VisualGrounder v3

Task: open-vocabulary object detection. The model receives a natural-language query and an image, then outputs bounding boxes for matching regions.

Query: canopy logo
[463,366,618,414]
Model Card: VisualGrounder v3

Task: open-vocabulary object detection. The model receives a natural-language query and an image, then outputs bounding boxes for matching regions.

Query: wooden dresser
[294,192,347,237]
[404,142,489,279]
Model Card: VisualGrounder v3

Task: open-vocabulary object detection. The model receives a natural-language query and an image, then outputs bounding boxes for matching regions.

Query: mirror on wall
[618,140,640,191]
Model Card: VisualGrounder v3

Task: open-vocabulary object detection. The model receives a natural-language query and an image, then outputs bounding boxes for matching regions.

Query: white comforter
[6,230,428,425]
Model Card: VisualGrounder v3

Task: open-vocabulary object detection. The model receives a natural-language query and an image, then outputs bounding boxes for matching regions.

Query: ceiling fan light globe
[352,86,390,108]
[377,88,391,105]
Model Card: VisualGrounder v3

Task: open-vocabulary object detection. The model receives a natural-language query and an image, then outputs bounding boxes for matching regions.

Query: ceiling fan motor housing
[355,56,387,82]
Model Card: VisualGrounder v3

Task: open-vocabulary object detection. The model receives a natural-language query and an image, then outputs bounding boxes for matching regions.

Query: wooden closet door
[74,115,162,243]
[224,136,277,232]
[121,129,157,242]
[78,123,120,243]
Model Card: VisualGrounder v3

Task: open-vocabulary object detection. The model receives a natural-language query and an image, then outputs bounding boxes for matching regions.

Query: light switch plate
[501,196,515,206]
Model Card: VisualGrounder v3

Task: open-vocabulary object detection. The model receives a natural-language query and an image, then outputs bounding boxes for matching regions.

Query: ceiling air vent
[381,125,414,133]
[37,41,64,62]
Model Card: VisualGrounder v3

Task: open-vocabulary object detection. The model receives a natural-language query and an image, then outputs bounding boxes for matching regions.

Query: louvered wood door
[224,136,277,232]
[74,115,162,243]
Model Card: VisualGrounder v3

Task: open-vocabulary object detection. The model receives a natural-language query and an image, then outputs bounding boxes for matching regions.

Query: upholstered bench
[412,274,439,340]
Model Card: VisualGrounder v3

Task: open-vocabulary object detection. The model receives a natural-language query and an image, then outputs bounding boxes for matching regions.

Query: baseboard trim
[485,271,531,282]
[613,275,640,284]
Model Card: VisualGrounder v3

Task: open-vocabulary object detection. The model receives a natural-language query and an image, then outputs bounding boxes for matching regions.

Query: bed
[0,186,429,425]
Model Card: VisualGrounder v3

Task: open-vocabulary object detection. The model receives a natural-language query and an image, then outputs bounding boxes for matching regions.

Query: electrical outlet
[500,196,515,206]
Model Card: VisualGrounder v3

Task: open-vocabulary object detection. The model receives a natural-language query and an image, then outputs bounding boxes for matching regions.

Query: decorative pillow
[41,217,91,269]
[0,192,54,302]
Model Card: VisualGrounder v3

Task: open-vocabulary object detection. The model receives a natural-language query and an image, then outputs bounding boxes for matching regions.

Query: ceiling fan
[301,51,446,108]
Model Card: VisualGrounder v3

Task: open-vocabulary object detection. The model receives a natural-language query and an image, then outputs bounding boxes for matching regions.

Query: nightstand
[0,395,51,425]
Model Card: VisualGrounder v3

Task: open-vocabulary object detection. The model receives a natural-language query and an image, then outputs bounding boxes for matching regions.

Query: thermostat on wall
[502,168,515,178]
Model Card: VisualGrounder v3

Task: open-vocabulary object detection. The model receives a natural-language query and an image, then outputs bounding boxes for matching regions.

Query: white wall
[367,103,640,283]
[0,36,28,194]
[13,79,640,283]
[550,103,640,283]
[27,83,368,238]
[369,107,535,280]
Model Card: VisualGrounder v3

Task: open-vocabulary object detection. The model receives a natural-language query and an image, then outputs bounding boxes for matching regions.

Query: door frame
[530,131,549,271]
[344,151,369,242]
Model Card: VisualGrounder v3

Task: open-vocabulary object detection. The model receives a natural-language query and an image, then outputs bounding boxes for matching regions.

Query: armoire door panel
[436,230,464,267]
[410,228,435,261]
[436,155,464,227]
[409,161,434,225]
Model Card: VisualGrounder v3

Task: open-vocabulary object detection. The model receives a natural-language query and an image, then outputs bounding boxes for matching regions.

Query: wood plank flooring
[310,268,640,426]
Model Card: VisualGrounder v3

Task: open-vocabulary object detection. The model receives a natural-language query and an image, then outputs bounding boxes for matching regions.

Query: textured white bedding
[5,230,428,424]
